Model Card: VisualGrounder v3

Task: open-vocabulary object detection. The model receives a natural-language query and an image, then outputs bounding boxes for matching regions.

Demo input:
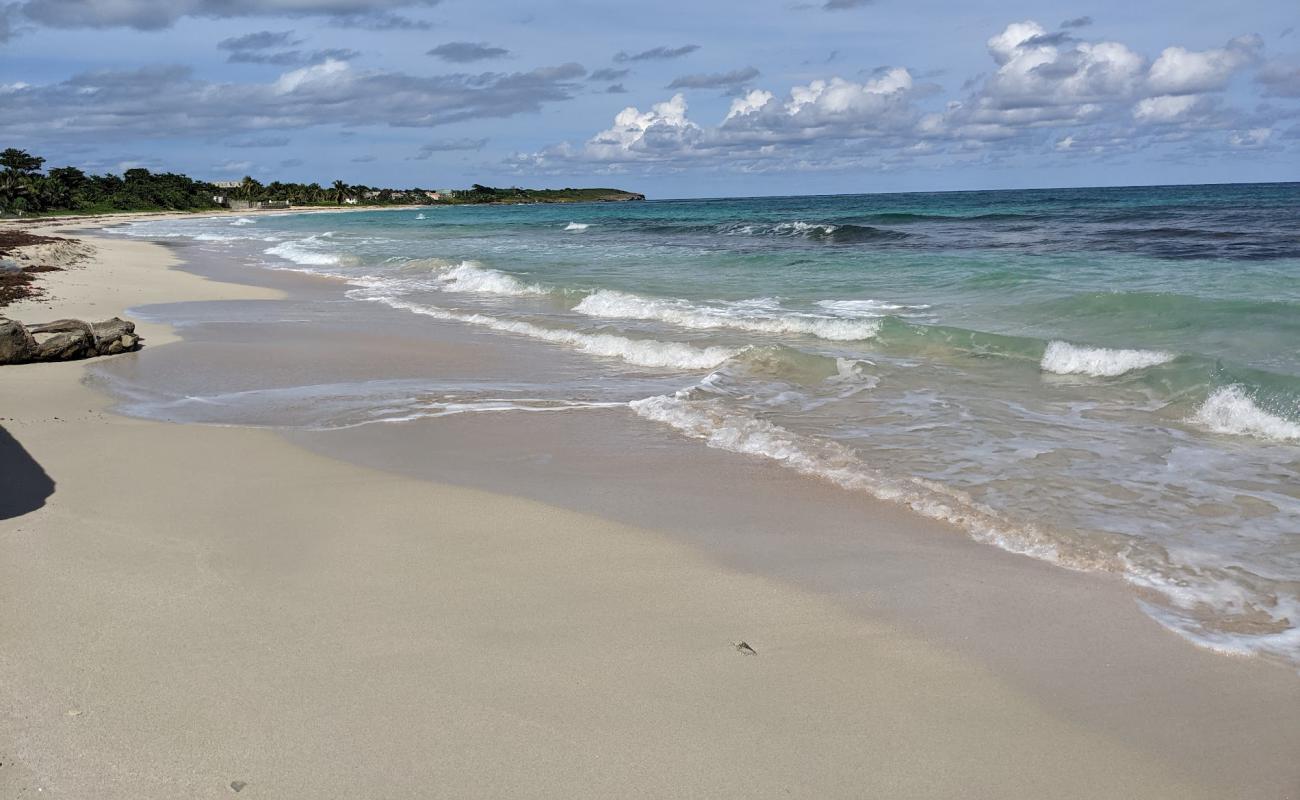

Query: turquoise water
[120,183,1300,665]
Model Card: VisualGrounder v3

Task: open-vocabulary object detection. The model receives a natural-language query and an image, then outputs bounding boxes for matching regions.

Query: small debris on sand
[732,640,757,655]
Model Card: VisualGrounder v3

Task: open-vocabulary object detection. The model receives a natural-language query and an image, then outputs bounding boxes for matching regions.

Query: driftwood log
[0,316,142,364]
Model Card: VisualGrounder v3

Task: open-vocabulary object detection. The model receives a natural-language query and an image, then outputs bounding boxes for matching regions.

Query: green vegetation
[442,184,645,204]
[0,148,218,215]
[0,148,642,217]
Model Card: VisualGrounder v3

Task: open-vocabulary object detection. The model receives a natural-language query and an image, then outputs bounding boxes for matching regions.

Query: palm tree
[238,175,262,202]
[0,170,33,213]
[331,180,349,205]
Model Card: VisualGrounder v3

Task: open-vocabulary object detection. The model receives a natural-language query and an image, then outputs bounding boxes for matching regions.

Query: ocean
[113,183,1300,666]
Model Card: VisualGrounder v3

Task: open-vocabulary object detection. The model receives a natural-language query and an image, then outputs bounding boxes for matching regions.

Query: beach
[2,215,1298,799]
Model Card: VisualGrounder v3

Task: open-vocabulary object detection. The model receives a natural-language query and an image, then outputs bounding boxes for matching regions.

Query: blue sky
[2,0,1297,197]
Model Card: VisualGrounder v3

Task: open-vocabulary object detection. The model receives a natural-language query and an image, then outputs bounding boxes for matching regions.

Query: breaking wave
[1040,340,1176,377]
[1192,386,1300,441]
[357,291,738,370]
[425,260,550,296]
[564,222,590,231]
[573,289,883,341]
[264,235,347,266]
[719,221,910,243]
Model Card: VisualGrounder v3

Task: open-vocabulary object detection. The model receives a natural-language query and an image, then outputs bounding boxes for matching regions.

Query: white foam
[408,398,625,419]
[230,217,257,226]
[1040,340,1175,377]
[574,289,882,341]
[631,390,1300,664]
[264,236,343,266]
[415,212,426,220]
[1192,386,1300,441]
[777,221,836,235]
[430,261,549,296]
[723,221,838,237]
[629,393,1068,560]
[359,292,738,370]
[563,222,590,231]
[816,299,931,317]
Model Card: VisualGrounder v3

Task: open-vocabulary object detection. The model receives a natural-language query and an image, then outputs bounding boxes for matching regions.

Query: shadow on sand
[0,425,55,519]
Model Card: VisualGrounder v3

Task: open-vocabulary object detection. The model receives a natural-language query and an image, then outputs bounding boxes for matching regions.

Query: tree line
[0,148,431,216]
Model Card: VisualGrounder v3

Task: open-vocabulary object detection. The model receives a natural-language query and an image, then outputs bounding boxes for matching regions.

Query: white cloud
[517,17,1295,176]
[1132,94,1202,123]
[987,21,1048,66]
[725,89,774,121]
[274,58,350,93]
[584,94,702,162]
[1147,35,1262,95]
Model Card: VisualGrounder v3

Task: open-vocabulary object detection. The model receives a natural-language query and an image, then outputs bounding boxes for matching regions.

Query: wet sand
[1,224,1297,798]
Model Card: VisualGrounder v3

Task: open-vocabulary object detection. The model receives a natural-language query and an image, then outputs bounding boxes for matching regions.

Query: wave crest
[573,289,883,341]
[428,260,550,296]
[357,292,737,370]
[1040,341,1175,377]
[1192,386,1300,441]
[264,235,346,266]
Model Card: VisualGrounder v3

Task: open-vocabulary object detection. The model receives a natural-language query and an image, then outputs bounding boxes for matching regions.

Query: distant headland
[0,147,641,217]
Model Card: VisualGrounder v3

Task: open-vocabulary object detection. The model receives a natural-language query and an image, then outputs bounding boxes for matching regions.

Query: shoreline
[2,220,1297,797]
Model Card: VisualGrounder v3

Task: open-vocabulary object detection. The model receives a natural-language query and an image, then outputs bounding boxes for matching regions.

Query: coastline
[2,221,1297,798]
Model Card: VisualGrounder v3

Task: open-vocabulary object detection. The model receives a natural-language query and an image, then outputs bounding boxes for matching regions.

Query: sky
[2,0,1298,198]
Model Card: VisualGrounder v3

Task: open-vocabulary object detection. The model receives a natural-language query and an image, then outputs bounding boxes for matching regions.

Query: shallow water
[111,184,1300,665]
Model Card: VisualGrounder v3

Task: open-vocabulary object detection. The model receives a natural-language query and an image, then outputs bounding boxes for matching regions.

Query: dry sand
[0,225,1293,798]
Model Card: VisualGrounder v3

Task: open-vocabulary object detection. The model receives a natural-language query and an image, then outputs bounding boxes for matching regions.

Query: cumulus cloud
[514,19,1292,175]
[667,66,759,90]
[613,44,698,62]
[0,59,588,140]
[722,69,916,137]
[428,41,509,63]
[928,22,1268,142]
[19,0,441,30]
[581,94,703,162]
[1146,35,1262,95]
[1060,16,1092,29]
